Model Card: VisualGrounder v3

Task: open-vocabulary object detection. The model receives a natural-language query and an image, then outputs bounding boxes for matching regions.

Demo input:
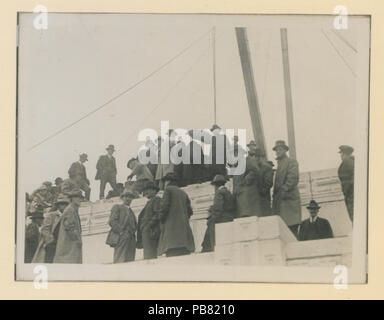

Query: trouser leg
[99,179,107,199]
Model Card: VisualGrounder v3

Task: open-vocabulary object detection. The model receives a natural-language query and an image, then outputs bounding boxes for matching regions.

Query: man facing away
[136,181,161,259]
[157,172,195,257]
[68,153,91,201]
[298,200,333,241]
[95,144,118,199]
[32,194,70,263]
[53,189,84,264]
[272,140,302,238]
[106,187,138,263]
[337,145,355,223]
[201,175,236,252]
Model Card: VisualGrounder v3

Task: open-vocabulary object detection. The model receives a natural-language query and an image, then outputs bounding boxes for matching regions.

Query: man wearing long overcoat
[337,145,354,223]
[53,189,84,264]
[24,207,44,263]
[32,194,69,263]
[272,140,302,238]
[136,181,161,259]
[95,144,118,199]
[106,188,138,263]
[201,175,236,252]
[68,153,91,201]
[157,173,195,257]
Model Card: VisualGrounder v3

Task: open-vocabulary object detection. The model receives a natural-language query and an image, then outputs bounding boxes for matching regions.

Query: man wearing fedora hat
[32,194,70,263]
[53,189,84,264]
[95,144,118,200]
[24,205,45,263]
[68,153,91,201]
[106,187,138,263]
[157,172,195,257]
[201,175,236,252]
[137,181,161,259]
[298,200,333,241]
[272,140,302,238]
[337,145,355,223]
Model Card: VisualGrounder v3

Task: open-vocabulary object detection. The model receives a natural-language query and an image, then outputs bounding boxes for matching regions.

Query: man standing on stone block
[201,175,236,252]
[95,144,118,199]
[157,173,195,257]
[68,153,91,201]
[337,145,355,223]
[106,188,138,263]
[298,200,333,241]
[272,140,302,238]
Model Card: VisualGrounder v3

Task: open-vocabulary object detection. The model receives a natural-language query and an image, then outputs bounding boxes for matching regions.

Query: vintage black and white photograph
[15,12,369,283]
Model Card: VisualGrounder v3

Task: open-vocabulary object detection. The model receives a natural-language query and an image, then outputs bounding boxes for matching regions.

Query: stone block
[232,241,260,265]
[215,221,235,245]
[214,243,234,265]
[259,238,286,266]
[258,215,297,243]
[233,216,259,242]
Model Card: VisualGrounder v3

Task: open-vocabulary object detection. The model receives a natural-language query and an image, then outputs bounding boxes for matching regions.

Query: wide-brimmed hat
[80,153,88,161]
[306,200,321,210]
[162,172,179,182]
[120,187,139,199]
[55,194,70,205]
[272,140,289,151]
[106,144,115,151]
[210,124,221,132]
[211,174,227,185]
[127,157,138,168]
[338,145,354,155]
[68,189,84,199]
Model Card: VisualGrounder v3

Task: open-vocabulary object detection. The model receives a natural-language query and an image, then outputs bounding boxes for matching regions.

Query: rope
[27,27,214,151]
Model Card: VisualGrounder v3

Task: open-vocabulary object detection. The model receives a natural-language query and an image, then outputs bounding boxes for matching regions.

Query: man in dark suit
[68,153,91,201]
[338,145,354,223]
[298,200,333,241]
[95,144,118,199]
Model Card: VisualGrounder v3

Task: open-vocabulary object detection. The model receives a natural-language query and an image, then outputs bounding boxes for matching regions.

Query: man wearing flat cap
[54,189,84,264]
[298,200,333,241]
[338,145,355,223]
[68,153,91,201]
[136,181,161,259]
[201,174,236,252]
[106,187,138,263]
[272,140,302,238]
[96,144,118,200]
[32,194,70,263]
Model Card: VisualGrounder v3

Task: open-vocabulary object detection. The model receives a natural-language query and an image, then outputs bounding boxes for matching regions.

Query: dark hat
[127,157,138,168]
[253,148,265,157]
[55,177,63,184]
[29,211,44,219]
[338,145,354,155]
[306,200,321,210]
[79,153,88,161]
[120,187,139,199]
[211,174,227,185]
[210,124,221,132]
[142,180,160,192]
[106,144,115,151]
[247,140,257,147]
[55,194,70,205]
[273,140,289,151]
[68,189,84,199]
[162,172,179,182]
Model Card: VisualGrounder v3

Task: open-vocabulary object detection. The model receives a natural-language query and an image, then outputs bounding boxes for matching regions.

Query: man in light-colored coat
[32,194,69,263]
[53,189,84,264]
[272,140,302,238]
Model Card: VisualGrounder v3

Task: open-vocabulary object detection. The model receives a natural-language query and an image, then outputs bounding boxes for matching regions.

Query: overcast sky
[18,14,370,201]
